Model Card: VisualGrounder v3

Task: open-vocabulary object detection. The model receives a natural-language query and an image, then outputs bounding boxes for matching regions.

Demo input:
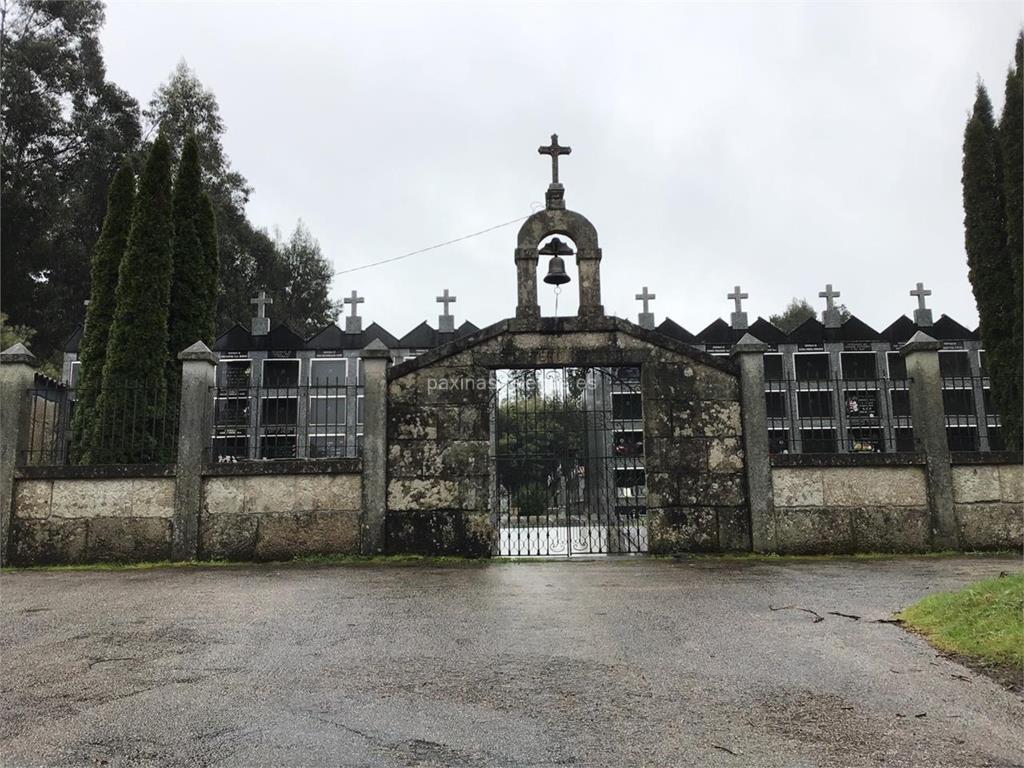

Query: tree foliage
[0,0,141,362]
[768,298,849,332]
[168,135,216,366]
[998,32,1023,449]
[963,81,1020,449]
[71,162,135,460]
[91,136,175,462]
[143,61,335,337]
[266,222,339,336]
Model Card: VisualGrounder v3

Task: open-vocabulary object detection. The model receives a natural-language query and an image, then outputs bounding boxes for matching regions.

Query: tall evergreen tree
[91,135,175,462]
[71,163,135,461]
[962,84,1017,448]
[168,135,213,367]
[998,32,1023,449]
[197,191,219,341]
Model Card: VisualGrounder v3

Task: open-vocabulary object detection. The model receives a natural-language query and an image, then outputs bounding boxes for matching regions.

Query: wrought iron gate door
[491,367,647,557]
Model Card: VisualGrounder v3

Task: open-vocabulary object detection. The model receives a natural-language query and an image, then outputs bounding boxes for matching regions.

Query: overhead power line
[334,210,535,276]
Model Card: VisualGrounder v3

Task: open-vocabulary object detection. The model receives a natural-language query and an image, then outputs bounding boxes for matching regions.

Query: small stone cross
[344,290,364,334]
[728,285,748,314]
[538,134,572,185]
[818,284,840,312]
[344,290,364,318]
[728,285,749,331]
[436,289,456,317]
[819,284,842,328]
[251,290,273,318]
[635,286,656,314]
[437,288,457,333]
[910,281,933,327]
[250,290,273,336]
[635,286,656,330]
[910,282,931,311]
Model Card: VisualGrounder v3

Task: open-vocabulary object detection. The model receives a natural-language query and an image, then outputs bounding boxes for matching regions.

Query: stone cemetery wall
[201,462,362,561]
[770,460,931,553]
[9,460,363,565]
[951,461,1023,550]
[770,457,1024,553]
[386,318,746,555]
[12,470,176,564]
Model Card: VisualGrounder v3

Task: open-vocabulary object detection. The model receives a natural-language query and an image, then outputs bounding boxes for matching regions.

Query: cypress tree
[962,84,1017,449]
[71,164,135,462]
[92,134,175,463]
[167,135,210,367]
[197,191,219,341]
[998,33,1023,449]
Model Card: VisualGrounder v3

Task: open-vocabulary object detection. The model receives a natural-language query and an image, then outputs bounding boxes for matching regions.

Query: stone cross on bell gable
[910,281,933,327]
[436,288,457,333]
[819,283,842,328]
[635,286,656,330]
[250,290,273,336]
[538,134,571,185]
[539,133,572,210]
[344,290,364,334]
[728,285,749,330]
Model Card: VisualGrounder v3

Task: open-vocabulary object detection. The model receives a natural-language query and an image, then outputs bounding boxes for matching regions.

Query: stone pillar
[360,339,390,554]
[731,335,774,552]
[576,248,604,318]
[514,247,540,319]
[171,341,218,561]
[902,331,958,550]
[0,344,39,565]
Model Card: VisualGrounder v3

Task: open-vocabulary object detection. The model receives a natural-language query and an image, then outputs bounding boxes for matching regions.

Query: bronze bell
[540,237,573,286]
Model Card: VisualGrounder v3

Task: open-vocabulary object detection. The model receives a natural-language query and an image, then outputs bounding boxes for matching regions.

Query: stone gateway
[2,134,1020,566]
[381,138,750,556]
[385,318,748,555]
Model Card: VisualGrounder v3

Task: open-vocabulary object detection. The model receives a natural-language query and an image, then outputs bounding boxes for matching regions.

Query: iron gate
[491,366,647,556]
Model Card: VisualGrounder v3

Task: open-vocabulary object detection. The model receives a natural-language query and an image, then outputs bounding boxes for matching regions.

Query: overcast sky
[101,2,1021,337]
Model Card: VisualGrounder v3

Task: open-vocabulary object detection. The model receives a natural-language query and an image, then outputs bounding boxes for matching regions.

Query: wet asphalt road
[1,557,1022,768]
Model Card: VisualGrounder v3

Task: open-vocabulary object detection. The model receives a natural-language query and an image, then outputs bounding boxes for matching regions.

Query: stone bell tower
[514,134,604,320]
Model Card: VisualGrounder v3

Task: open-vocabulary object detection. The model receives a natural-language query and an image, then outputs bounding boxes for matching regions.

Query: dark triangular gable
[400,321,439,349]
[881,315,917,344]
[267,323,305,350]
[213,324,253,352]
[306,323,346,349]
[656,317,697,344]
[454,320,479,339]
[64,325,83,353]
[746,317,786,345]
[362,322,401,348]
[930,314,978,341]
[838,314,882,341]
[786,316,826,345]
[695,318,739,346]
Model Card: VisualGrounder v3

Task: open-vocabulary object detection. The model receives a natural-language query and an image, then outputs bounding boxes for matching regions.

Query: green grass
[898,573,1024,671]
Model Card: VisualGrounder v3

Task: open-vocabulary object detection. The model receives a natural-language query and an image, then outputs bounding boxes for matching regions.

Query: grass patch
[898,573,1024,675]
